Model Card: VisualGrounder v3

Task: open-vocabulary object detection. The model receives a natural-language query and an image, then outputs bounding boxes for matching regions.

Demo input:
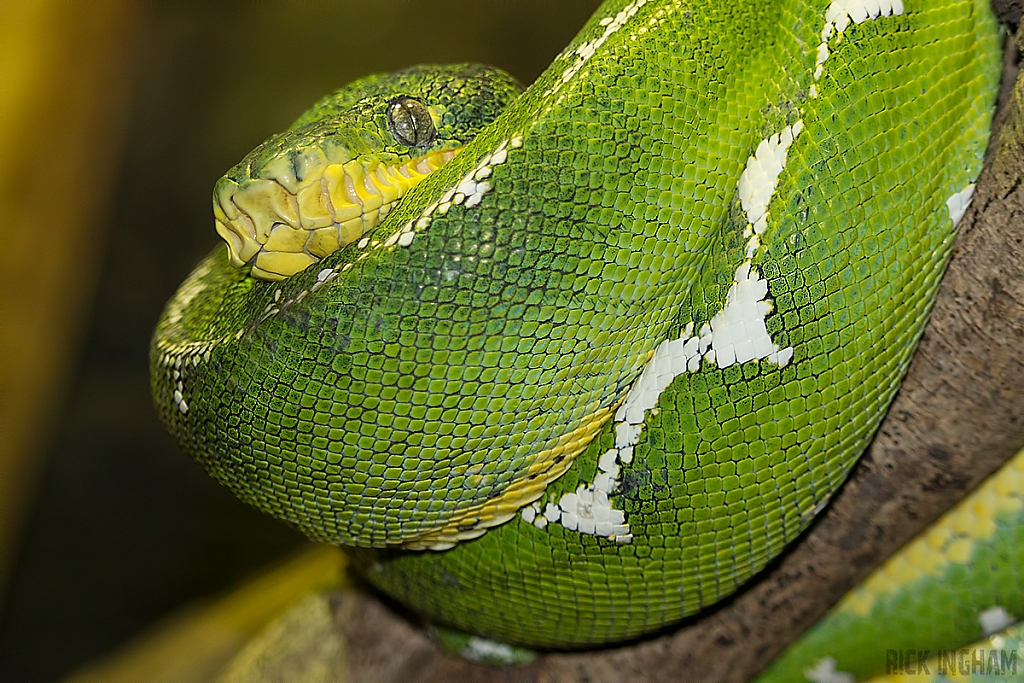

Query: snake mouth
[213,147,461,280]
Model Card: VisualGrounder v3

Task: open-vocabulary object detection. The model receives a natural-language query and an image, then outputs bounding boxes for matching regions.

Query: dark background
[0,2,602,680]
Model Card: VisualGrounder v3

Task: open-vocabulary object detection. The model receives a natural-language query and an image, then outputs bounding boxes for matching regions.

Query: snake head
[158,51,711,552]
[211,64,523,280]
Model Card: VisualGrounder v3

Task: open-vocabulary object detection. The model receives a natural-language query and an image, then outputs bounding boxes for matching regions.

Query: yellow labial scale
[263,223,308,253]
[219,220,263,263]
[338,217,362,244]
[222,213,261,265]
[361,209,379,233]
[332,200,362,223]
[305,226,341,258]
[344,162,383,212]
[249,265,285,282]
[383,165,416,195]
[372,167,402,204]
[322,165,363,221]
[253,250,315,281]
[215,145,464,279]
[212,198,230,225]
[295,182,334,230]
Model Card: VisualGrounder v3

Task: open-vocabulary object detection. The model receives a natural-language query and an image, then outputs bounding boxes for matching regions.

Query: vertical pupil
[389,97,434,147]
[399,102,419,141]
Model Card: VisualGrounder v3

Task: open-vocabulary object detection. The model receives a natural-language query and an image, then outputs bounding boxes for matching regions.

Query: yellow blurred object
[0,0,137,601]
[64,545,346,683]
[216,592,348,683]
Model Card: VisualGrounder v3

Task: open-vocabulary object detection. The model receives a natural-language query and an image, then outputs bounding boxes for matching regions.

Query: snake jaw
[213,147,461,281]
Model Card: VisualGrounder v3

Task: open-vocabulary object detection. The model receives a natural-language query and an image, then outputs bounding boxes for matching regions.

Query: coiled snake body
[152,0,1020,677]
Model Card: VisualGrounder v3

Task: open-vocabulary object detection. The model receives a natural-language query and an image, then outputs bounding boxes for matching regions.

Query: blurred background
[0,1,602,680]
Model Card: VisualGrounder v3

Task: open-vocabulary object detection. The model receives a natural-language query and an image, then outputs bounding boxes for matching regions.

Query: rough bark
[329,17,1024,683]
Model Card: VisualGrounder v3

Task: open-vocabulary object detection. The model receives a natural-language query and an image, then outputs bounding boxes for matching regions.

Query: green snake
[150,0,1020,677]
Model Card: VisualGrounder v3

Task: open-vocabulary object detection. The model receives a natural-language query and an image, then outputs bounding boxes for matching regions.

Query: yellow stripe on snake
[150,0,1020,678]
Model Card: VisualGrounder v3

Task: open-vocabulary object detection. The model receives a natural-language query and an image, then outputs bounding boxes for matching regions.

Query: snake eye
[387,96,436,147]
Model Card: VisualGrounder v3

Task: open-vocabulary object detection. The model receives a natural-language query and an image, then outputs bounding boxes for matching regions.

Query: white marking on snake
[723,122,801,367]
[462,637,519,664]
[233,136,526,339]
[739,121,804,257]
[545,263,790,541]
[521,503,539,524]
[380,136,522,248]
[172,357,188,415]
[164,258,214,327]
[520,500,558,530]
[559,0,650,86]
[804,656,855,683]
[706,263,794,369]
[946,183,976,227]
[154,258,236,416]
[811,0,903,95]
[979,606,1016,636]
[554,449,631,540]
[536,122,801,542]
[827,0,903,33]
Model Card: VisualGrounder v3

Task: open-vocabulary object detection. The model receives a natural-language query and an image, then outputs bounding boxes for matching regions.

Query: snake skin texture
[152,0,1003,651]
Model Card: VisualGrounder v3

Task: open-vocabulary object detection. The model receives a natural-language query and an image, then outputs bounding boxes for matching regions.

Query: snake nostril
[213,177,241,221]
[214,219,246,267]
